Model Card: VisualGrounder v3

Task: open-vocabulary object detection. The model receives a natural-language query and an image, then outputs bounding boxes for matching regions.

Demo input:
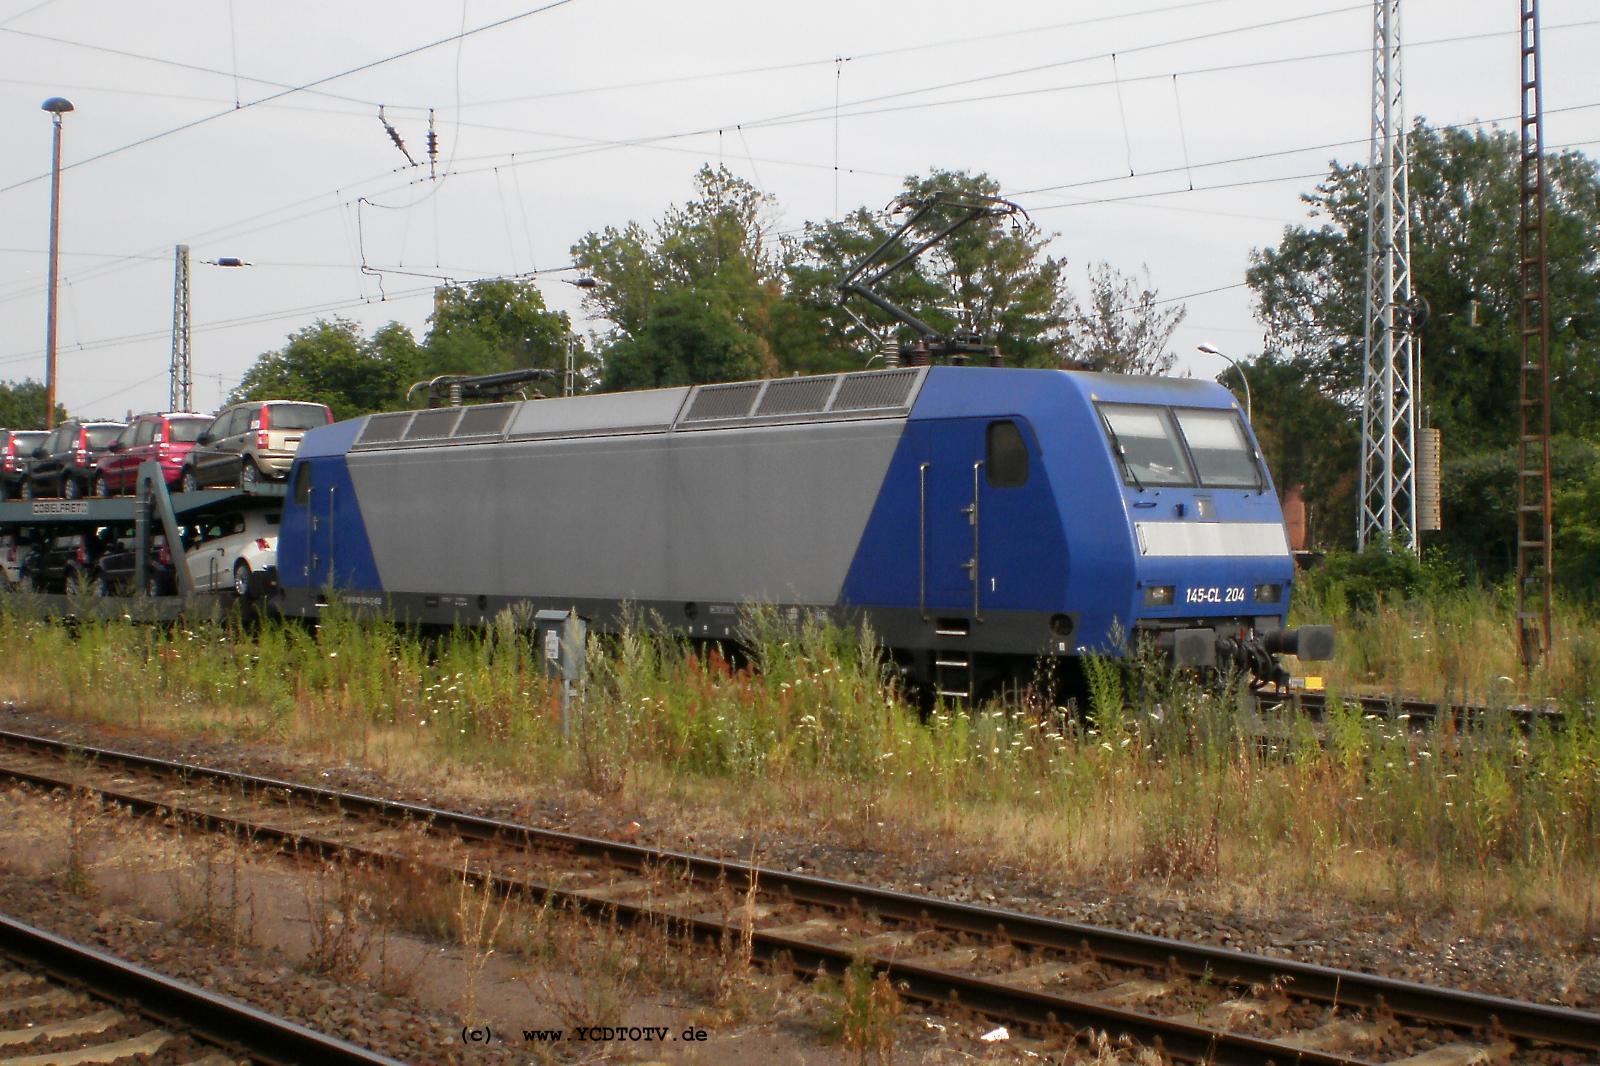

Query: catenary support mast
[1357,0,1418,552]
[169,244,192,412]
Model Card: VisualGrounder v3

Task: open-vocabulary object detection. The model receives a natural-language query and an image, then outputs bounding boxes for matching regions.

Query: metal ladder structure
[932,620,973,702]
[1357,0,1419,553]
[1516,0,1554,670]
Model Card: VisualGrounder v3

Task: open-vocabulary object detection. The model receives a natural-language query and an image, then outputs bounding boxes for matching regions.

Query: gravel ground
[4,701,1596,1022]
[0,875,465,1063]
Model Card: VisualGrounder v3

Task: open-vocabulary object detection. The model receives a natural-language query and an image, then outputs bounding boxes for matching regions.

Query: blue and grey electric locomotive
[275,364,1331,696]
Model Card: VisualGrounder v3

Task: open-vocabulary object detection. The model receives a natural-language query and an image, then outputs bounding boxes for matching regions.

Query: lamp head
[1196,342,1221,356]
[41,97,74,115]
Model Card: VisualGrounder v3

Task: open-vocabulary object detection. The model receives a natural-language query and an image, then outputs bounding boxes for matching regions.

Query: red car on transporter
[92,412,213,496]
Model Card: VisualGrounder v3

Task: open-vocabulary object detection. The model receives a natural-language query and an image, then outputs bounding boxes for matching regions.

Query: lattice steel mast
[169,244,192,412]
[1516,0,1554,668]
[1357,0,1418,552]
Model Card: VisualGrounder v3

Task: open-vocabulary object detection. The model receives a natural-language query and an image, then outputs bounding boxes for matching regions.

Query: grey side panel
[508,387,689,440]
[348,419,906,605]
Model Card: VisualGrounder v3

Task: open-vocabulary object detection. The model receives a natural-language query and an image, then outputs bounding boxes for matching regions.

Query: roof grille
[355,412,413,446]
[682,381,762,422]
[830,368,920,411]
[453,403,516,438]
[402,407,462,441]
[756,377,836,416]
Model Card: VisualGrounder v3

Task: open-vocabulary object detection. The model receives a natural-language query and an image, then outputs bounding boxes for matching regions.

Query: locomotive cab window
[986,420,1029,487]
[1172,408,1262,488]
[1098,404,1194,486]
[291,462,312,505]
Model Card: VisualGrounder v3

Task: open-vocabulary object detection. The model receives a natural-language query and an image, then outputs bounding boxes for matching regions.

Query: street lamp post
[1197,342,1252,422]
[41,96,74,430]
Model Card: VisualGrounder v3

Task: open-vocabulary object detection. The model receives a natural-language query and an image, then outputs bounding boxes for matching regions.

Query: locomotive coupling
[1153,624,1335,689]
[1262,625,1335,661]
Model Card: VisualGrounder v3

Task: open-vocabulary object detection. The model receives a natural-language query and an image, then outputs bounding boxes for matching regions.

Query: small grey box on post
[534,609,586,740]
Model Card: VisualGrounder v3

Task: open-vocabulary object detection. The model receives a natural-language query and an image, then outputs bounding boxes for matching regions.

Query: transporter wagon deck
[275,365,1331,698]
[0,461,281,620]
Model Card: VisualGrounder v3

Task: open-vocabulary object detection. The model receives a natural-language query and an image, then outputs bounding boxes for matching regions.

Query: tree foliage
[1060,262,1186,375]
[1248,121,1600,445]
[1243,352,1360,545]
[0,379,64,429]
[427,280,572,377]
[787,169,1076,368]
[233,319,418,420]
[1247,122,1600,567]
[573,165,791,388]
[233,279,577,417]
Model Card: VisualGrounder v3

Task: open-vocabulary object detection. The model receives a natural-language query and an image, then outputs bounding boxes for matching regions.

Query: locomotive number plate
[1184,586,1245,605]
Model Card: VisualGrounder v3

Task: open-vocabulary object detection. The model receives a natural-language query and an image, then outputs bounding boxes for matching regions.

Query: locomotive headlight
[1143,585,1175,606]
[1252,583,1283,604]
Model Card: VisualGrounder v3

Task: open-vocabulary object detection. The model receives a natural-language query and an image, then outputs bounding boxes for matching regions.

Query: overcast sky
[1,0,1595,418]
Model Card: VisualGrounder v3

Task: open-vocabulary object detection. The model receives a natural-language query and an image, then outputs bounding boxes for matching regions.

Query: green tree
[573,165,788,386]
[600,289,769,391]
[1436,436,1598,586]
[787,169,1076,368]
[1555,450,1600,596]
[1059,262,1187,375]
[233,319,420,420]
[0,379,64,429]
[1243,352,1360,548]
[1248,121,1600,445]
[425,279,574,378]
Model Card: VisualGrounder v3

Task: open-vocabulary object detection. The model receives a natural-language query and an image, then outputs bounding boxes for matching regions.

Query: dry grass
[1,602,1597,943]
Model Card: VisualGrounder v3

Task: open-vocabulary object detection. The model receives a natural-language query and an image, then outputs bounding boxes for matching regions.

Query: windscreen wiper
[1099,413,1145,493]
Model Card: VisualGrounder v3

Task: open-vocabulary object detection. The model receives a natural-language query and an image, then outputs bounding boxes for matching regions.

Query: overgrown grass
[1292,573,1600,705]
[2,601,1597,934]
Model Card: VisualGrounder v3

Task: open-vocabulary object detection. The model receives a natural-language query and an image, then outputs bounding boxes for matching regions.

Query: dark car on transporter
[93,533,178,597]
[16,528,118,593]
[23,420,126,500]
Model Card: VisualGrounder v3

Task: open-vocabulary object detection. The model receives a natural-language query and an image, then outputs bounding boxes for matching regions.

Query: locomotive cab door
[919,417,1041,622]
[292,460,335,597]
[922,420,985,615]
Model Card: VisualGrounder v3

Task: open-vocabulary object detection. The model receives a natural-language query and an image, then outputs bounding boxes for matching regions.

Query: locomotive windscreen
[1172,408,1262,488]
[1100,405,1194,486]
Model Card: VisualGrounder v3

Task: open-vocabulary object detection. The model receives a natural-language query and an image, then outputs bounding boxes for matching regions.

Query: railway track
[1255,689,1571,731]
[0,909,399,1065]
[0,727,1595,1065]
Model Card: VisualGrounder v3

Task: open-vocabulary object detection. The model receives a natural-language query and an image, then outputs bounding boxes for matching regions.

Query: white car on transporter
[185,510,278,597]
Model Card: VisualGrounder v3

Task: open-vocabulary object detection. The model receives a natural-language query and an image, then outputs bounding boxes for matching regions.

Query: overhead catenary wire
[8,10,1587,286]
[1172,75,1196,191]
[24,127,1599,373]
[422,19,1600,193]
[0,264,583,367]
[1110,54,1136,176]
[3,98,1596,315]
[0,0,583,196]
[3,6,1587,369]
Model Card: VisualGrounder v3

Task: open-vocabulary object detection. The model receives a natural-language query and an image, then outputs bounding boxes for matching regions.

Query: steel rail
[0,742,1347,1066]
[0,911,403,1066]
[3,728,1597,1057]
[1257,689,1571,730]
